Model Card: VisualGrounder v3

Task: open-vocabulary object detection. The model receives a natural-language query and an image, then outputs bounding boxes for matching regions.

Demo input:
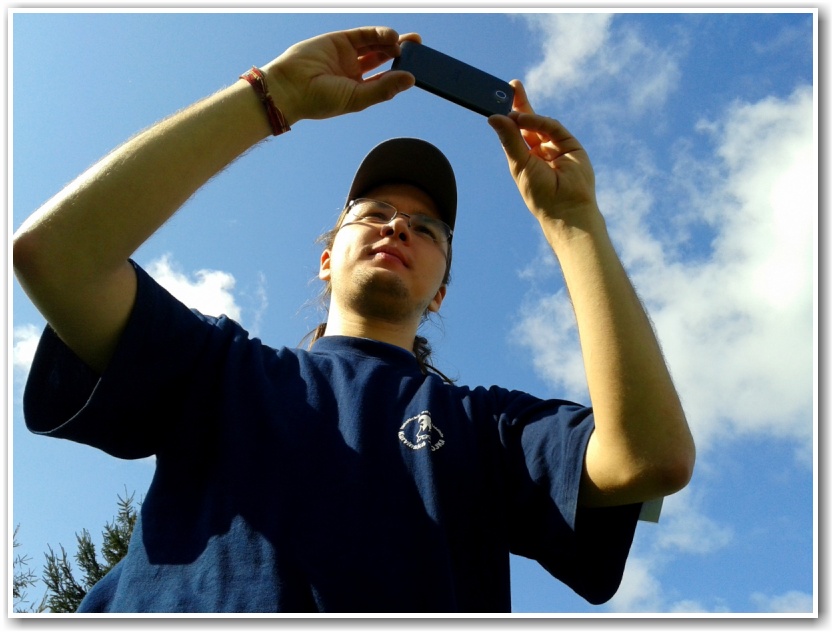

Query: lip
[370,244,410,268]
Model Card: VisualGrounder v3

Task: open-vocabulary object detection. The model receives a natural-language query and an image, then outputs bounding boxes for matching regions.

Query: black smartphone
[392,41,514,117]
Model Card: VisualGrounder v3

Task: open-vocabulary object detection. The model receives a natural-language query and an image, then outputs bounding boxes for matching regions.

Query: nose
[381,213,412,242]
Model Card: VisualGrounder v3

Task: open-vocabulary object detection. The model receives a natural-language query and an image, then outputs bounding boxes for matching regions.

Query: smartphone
[392,41,514,117]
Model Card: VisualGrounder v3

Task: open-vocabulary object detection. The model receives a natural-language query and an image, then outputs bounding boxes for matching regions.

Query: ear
[427,284,447,313]
[319,249,332,282]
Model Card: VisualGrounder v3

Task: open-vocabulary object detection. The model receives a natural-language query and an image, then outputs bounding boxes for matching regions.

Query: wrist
[536,203,608,252]
[260,58,303,128]
[239,67,291,136]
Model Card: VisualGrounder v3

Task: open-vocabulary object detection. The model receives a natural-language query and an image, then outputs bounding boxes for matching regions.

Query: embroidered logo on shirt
[398,411,445,452]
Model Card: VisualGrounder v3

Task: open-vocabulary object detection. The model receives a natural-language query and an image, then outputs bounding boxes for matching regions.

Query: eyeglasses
[343,199,453,246]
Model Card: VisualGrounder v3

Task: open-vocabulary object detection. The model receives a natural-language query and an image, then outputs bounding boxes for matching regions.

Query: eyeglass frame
[341,198,454,247]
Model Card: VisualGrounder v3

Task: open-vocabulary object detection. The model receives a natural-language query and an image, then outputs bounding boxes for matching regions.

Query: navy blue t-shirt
[24,262,640,613]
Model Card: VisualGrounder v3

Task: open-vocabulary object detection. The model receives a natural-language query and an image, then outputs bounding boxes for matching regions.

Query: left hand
[488,80,599,231]
[264,27,421,126]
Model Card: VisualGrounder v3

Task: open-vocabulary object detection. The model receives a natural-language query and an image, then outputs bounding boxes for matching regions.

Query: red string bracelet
[240,67,291,136]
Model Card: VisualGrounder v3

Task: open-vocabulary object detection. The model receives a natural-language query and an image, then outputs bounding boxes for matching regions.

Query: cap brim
[347,138,457,230]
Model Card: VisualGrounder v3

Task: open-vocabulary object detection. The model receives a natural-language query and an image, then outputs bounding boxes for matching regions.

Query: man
[14,26,695,612]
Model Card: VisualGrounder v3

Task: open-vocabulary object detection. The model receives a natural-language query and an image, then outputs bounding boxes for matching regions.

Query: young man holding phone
[14,26,695,612]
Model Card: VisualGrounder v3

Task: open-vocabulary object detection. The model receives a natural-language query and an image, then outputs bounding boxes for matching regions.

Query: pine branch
[42,544,86,613]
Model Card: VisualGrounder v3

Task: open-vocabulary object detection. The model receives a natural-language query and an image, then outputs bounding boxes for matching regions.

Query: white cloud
[608,555,664,613]
[750,590,814,614]
[13,323,42,375]
[607,488,734,613]
[513,84,815,456]
[11,257,267,384]
[521,13,614,97]
[147,254,243,323]
[520,13,680,118]
[652,492,733,556]
[645,87,815,451]
[513,291,587,401]
[667,599,712,614]
[248,271,269,338]
[512,20,814,611]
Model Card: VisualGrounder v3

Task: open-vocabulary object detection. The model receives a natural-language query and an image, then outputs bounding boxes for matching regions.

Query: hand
[488,81,599,231]
[264,27,421,125]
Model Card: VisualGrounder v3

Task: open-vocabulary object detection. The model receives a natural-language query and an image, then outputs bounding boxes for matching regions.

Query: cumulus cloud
[520,13,680,118]
[12,256,266,386]
[514,15,815,615]
[147,254,244,322]
[13,323,43,376]
[607,556,664,613]
[750,590,814,613]
[147,254,270,335]
[513,85,815,456]
[521,13,614,96]
[652,492,733,556]
[607,487,735,613]
[249,271,269,338]
[637,87,814,452]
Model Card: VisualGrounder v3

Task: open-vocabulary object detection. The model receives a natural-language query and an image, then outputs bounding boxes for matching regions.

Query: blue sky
[9,8,817,617]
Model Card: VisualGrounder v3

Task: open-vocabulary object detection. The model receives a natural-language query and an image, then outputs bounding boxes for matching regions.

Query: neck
[322,304,420,354]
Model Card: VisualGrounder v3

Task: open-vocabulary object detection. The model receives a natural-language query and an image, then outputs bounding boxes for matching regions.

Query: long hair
[303,203,455,383]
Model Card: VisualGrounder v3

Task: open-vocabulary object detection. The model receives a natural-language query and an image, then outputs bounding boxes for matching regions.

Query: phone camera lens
[495,90,508,103]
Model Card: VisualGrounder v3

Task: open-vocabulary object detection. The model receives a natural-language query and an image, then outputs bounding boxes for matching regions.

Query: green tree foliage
[13,525,46,613]
[15,489,138,613]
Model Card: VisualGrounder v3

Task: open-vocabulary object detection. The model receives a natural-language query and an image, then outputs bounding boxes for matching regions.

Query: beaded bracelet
[240,67,291,136]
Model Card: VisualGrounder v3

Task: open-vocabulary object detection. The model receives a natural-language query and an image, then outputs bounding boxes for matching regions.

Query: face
[319,183,450,325]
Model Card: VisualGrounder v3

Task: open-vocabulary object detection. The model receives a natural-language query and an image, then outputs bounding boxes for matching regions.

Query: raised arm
[13,27,419,374]
[488,81,695,507]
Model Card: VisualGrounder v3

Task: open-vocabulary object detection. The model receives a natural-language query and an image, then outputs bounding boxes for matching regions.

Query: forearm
[13,27,416,375]
[14,78,270,280]
[15,25,415,299]
[487,94,694,505]
[541,211,695,505]
[12,77,273,373]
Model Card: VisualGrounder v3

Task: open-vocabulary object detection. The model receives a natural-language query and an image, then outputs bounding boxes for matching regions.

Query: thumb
[351,70,416,111]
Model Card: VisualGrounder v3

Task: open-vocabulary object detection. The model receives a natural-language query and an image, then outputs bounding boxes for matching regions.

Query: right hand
[263,27,421,125]
[488,81,600,235]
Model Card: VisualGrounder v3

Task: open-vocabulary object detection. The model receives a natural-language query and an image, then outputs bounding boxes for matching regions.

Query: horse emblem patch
[398,411,445,452]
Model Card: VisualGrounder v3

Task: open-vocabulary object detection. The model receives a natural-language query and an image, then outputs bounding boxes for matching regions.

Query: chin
[346,272,426,322]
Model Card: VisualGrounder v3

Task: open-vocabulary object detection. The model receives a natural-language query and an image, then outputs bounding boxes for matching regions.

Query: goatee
[344,269,428,324]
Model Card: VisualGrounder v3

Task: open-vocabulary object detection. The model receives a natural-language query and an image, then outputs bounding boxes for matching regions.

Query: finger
[509,79,535,115]
[357,31,422,74]
[357,51,398,75]
[511,113,583,151]
[355,32,423,77]
[349,70,416,111]
[507,82,547,150]
[487,114,531,174]
[398,32,422,45]
[514,114,591,171]
[344,25,402,51]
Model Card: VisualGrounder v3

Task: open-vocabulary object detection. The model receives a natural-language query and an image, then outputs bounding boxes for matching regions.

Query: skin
[319,183,449,352]
[12,26,421,375]
[13,26,694,510]
[489,82,695,506]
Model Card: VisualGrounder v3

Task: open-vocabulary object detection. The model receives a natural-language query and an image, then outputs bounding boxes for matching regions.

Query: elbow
[655,452,695,496]
[12,227,45,288]
[641,403,697,497]
[584,426,696,507]
[649,437,696,497]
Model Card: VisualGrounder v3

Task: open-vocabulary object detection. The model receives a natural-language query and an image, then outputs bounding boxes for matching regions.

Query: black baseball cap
[346,138,457,230]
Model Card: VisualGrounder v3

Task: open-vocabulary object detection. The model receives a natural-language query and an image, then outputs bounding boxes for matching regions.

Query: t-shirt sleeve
[23,261,222,459]
[494,390,641,604]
